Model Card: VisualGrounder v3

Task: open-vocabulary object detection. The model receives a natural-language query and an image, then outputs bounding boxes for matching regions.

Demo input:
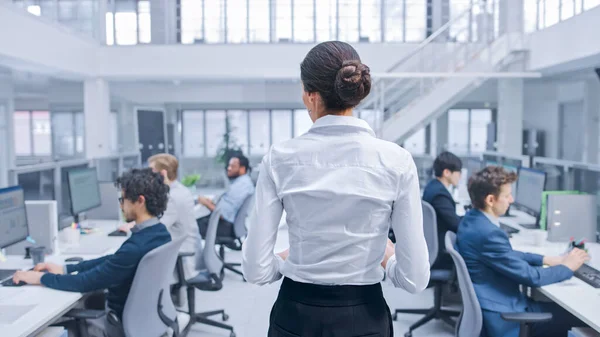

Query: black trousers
[268,277,393,337]
[197,214,235,238]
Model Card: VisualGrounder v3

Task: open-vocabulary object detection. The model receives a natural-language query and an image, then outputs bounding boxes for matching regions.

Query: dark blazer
[41,223,172,318]
[422,179,460,269]
[456,209,573,335]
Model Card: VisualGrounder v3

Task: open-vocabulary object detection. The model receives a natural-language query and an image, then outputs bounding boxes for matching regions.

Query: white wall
[528,6,600,73]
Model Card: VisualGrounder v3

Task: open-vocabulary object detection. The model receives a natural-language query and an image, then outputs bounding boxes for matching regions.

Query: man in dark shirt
[13,168,172,337]
[422,151,462,270]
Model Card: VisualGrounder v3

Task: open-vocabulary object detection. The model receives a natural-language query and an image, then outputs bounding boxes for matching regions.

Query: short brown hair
[148,154,179,181]
[468,166,517,210]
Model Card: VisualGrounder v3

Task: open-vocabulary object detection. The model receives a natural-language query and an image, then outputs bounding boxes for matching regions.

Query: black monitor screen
[67,167,101,217]
[515,167,547,216]
[0,186,29,249]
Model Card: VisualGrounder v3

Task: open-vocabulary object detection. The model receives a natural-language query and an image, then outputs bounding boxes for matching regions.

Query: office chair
[445,232,552,337]
[62,236,186,337]
[216,195,254,279]
[174,209,236,337]
[393,201,459,337]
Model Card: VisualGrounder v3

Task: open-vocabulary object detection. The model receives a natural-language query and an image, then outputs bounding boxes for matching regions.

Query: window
[205,110,226,157]
[359,109,380,131]
[271,110,292,145]
[13,111,32,156]
[114,11,138,45]
[183,111,205,157]
[249,110,271,156]
[404,128,427,155]
[360,0,382,42]
[31,111,52,156]
[450,0,471,41]
[405,0,426,42]
[316,0,337,41]
[544,0,560,27]
[110,111,119,153]
[27,5,41,16]
[249,0,270,42]
[180,0,204,44]
[227,0,248,43]
[275,0,292,41]
[469,109,492,153]
[524,0,539,32]
[448,109,469,154]
[294,109,313,137]
[106,12,115,45]
[52,112,76,158]
[338,0,359,42]
[384,0,404,41]
[584,0,600,10]
[75,112,85,155]
[205,0,226,43]
[294,0,314,42]
[138,0,151,43]
[228,110,249,154]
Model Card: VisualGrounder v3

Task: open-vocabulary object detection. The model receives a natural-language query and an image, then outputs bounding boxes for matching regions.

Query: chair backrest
[232,195,254,239]
[445,232,483,337]
[422,200,439,267]
[197,209,224,274]
[122,236,185,337]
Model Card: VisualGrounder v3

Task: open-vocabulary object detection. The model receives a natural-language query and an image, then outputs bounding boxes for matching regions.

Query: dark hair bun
[334,60,371,108]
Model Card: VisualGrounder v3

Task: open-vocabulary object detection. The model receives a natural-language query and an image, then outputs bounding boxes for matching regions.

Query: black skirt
[268,277,394,337]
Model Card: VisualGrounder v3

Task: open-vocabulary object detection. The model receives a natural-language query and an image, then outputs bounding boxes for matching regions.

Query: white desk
[0,219,127,337]
[59,219,127,256]
[503,213,600,332]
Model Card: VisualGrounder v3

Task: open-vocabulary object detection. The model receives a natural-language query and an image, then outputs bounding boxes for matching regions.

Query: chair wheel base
[230,332,236,337]
[222,314,229,321]
[404,332,412,337]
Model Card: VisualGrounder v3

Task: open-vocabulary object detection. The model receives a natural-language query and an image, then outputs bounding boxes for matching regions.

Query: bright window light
[27,5,41,16]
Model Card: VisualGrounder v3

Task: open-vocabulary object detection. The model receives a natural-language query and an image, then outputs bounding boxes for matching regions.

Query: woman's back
[268,115,414,285]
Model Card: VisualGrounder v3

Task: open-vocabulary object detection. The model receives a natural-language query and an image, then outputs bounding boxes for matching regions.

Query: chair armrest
[500,312,552,323]
[178,252,195,257]
[64,308,106,319]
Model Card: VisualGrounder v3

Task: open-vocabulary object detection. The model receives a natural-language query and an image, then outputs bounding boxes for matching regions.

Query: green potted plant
[216,113,243,169]
[181,173,201,194]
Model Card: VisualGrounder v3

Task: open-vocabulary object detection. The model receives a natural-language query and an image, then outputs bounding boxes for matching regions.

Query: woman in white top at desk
[242,41,431,337]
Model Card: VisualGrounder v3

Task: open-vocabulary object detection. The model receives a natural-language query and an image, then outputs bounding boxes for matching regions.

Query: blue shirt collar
[131,217,160,233]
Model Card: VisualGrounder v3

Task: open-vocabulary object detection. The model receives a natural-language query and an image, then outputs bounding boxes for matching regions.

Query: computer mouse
[65,257,84,263]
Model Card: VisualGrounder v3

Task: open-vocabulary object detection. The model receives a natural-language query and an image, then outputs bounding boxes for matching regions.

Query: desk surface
[0,219,127,337]
[503,212,600,332]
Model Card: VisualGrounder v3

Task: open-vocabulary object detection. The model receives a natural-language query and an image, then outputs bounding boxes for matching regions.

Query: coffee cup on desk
[30,246,46,265]
[533,231,548,246]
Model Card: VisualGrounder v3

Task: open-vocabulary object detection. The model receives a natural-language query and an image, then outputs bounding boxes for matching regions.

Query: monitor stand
[503,206,517,218]
[519,223,539,229]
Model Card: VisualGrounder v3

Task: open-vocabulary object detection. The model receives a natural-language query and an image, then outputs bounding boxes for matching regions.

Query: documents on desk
[504,213,600,332]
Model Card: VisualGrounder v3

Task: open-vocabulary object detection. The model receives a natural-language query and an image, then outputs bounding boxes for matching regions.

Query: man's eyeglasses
[118,197,124,204]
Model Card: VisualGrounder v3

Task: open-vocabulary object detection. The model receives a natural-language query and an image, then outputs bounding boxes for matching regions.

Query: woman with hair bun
[242,41,430,337]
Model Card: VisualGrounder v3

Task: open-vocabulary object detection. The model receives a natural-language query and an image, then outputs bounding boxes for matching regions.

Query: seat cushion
[430,269,453,282]
[186,270,223,291]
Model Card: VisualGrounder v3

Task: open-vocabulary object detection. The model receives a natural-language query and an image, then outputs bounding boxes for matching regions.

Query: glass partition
[95,158,120,183]
[571,165,600,237]
[17,169,55,202]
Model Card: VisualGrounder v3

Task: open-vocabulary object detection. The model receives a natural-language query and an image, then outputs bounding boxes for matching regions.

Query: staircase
[361,0,527,144]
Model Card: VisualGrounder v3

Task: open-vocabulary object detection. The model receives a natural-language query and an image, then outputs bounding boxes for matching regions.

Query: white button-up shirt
[242,115,430,292]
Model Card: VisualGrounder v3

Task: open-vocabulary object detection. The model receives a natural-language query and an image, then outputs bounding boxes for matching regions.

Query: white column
[497,79,524,156]
[151,0,177,44]
[430,0,449,40]
[0,74,14,187]
[84,78,112,159]
[435,111,449,154]
[584,79,600,164]
[118,101,137,153]
[96,0,108,44]
[499,0,524,34]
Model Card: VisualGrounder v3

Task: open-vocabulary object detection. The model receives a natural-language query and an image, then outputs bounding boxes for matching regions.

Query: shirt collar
[310,115,375,136]
[481,210,500,227]
[131,217,160,233]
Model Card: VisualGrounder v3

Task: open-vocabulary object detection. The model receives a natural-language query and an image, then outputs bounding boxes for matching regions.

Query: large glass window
[227,0,248,43]
[205,0,225,43]
[338,0,359,42]
[544,0,560,27]
[249,0,270,42]
[75,112,85,155]
[469,109,492,153]
[13,111,32,156]
[276,0,293,41]
[249,110,271,156]
[271,110,292,145]
[294,0,315,42]
[32,111,52,156]
[360,0,382,42]
[404,128,427,155]
[448,109,469,154]
[316,0,337,41]
[384,0,404,41]
[114,12,138,45]
[584,0,600,10]
[228,110,249,154]
[294,109,313,137]
[405,0,426,42]
[183,111,205,157]
[138,0,151,43]
[180,0,204,44]
[52,112,76,158]
[524,0,539,32]
[205,110,226,157]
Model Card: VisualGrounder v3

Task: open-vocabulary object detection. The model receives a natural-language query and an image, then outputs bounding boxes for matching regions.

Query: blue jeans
[482,301,585,337]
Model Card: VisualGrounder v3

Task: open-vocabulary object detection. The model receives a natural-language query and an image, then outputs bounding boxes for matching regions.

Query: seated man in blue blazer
[423,151,463,270]
[457,166,588,337]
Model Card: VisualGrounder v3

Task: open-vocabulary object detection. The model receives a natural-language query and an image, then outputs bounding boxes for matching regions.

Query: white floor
[185,228,455,337]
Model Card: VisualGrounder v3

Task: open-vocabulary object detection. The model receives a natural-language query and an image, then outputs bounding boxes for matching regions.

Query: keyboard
[0,270,17,282]
[574,264,600,288]
[0,305,36,324]
[108,229,127,237]
[500,222,520,234]
[1,278,25,287]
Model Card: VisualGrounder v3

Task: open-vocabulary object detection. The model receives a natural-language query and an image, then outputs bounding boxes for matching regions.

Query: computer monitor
[503,164,519,195]
[67,167,101,223]
[0,186,30,249]
[515,167,547,218]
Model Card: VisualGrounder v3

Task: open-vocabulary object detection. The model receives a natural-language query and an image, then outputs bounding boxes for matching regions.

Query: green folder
[539,190,582,230]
